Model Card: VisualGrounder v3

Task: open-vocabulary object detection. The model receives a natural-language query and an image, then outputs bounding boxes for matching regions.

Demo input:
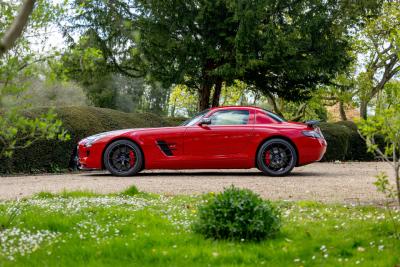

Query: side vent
[156,140,174,156]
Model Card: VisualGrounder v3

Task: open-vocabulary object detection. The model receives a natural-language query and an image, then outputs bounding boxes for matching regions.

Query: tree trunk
[291,103,307,122]
[170,98,176,117]
[395,164,400,207]
[339,100,347,121]
[198,81,212,111]
[211,79,222,107]
[253,91,259,105]
[360,100,368,120]
[265,91,284,118]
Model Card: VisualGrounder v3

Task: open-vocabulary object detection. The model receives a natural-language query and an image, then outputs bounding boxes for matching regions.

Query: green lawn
[0,190,399,266]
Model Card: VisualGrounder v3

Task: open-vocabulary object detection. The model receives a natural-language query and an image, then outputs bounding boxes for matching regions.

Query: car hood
[79,127,179,145]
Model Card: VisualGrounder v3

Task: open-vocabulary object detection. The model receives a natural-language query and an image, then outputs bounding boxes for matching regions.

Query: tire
[103,140,143,176]
[257,138,297,176]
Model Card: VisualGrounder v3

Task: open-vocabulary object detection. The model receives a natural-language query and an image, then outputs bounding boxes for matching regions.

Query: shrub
[319,122,352,161]
[193,186,281,242]
[319,121,377,161]
[0,106,183,174]
[335,121,375,161]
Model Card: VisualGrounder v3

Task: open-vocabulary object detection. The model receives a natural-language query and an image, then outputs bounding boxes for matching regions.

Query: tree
[317,71,358,121]
[238,0,385,110]
[355,2,400,119]
[67,0,378,111]
[54,27,169,114]
[0,0,35,57]
[358,84,400,206]
[0,0,70,158]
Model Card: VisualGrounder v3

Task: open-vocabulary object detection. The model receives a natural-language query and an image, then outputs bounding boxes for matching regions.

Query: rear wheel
[257,139,297,176]
[103,140,143,176]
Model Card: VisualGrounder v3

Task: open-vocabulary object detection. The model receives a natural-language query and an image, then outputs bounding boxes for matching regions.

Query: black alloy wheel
[103,140,143,176]
[257,138,297,176]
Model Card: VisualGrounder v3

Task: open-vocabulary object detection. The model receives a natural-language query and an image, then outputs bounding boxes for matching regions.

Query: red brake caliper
[265,150,271,166]
[129,150,135,167]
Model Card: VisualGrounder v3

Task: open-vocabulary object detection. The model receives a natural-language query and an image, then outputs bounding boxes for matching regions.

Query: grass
[0,190,399,266]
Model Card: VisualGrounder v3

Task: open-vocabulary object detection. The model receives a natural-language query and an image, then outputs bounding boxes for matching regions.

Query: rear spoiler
[305,120,320,128]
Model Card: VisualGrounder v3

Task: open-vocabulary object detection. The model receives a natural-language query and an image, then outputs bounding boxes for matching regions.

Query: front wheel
[257,139,297,176]
[103,140,143,176]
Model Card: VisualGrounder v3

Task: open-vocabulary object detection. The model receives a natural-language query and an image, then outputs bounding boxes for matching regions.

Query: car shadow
[81,170,320,177]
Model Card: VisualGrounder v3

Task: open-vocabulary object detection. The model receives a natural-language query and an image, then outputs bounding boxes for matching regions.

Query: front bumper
[77,143,104,170]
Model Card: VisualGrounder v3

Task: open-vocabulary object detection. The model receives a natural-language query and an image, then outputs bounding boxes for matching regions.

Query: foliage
[353,2,400,118]
[320,121,375,162]
[1,76,90,108]
[169,80,256,116]
[67,0,379,110]
[219,80,254,106]
[266,92,329,122]
[357,97,400,206]
[270,1,400,120]
[0,192,399,266]
[0,108,70,158]
[381,81,400,108]
[319,123,352,161]
[374,172,400,239]
[121,185,140,196]
[0,0,70,159]
[0,106,184,173]
[51,34,121,109]
[316,70,358,121]
[53,33,169,114]
[169,85,198,117]
[193,186,281,241]
[335,121,377,161]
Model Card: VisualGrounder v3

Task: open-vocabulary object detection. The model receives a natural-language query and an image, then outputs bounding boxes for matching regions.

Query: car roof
[209,106,267,112]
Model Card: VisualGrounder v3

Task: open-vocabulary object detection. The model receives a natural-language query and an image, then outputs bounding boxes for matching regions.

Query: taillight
[302,129,323,139]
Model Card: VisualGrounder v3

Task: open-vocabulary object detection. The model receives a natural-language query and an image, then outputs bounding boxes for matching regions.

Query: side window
[209,110,250,125]
[256,111,275,124]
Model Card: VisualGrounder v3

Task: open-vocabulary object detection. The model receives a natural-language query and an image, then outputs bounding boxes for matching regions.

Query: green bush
[320,122,352,161]
[193,186,281,241]
[0,106,183,174]
[320,121,376,161]
[335,121,376,161]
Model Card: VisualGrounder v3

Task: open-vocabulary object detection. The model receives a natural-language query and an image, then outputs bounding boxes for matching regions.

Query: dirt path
[0,162,393,204]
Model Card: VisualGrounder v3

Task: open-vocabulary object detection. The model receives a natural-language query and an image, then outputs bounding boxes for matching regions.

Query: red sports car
[78,106,327,176]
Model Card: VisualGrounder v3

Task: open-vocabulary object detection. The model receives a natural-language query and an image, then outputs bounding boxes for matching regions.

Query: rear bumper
[297,137,327,166]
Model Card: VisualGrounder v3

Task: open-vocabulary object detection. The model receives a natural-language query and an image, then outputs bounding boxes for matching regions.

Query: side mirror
[199,117,211,125]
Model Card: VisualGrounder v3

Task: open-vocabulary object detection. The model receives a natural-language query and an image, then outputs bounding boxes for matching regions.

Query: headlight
[83,133,109,147]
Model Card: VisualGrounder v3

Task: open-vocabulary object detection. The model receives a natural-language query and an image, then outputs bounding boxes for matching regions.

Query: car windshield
[180,109,210,126]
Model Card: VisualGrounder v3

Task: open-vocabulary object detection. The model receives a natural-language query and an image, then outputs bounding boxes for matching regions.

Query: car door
[183,108,255,168]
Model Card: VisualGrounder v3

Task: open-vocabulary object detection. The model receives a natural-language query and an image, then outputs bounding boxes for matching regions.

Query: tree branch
[0,0,36,57]
[291,103,307,122]
[265,91,284,117]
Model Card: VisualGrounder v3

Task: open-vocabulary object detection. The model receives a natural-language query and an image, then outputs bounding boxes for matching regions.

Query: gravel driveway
[0,162,394,204]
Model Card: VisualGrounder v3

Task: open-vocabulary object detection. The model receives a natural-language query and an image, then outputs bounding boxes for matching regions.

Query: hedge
[0,107,376,174]
[320,121,375,161]
[0,107,185,174]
